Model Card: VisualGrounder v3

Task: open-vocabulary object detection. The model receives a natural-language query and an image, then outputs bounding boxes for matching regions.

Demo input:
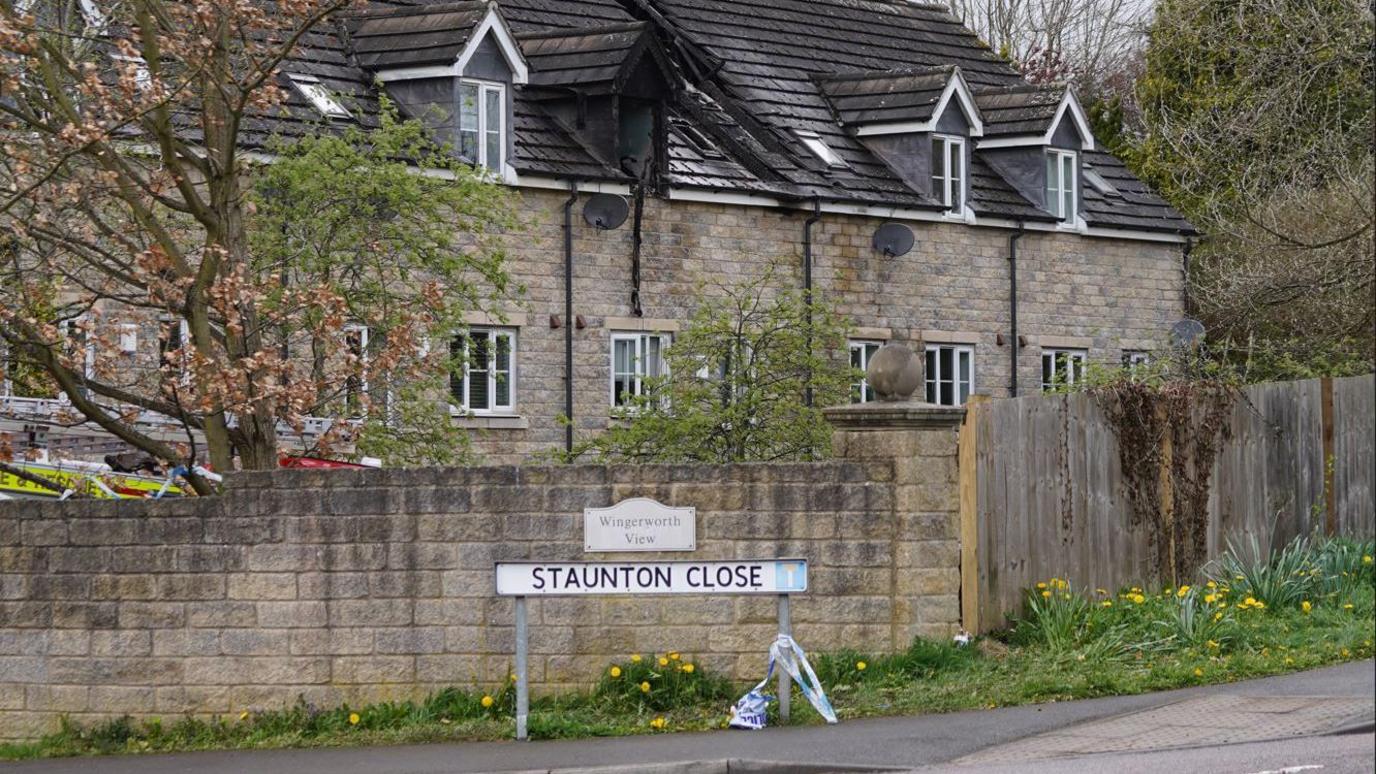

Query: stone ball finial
[867,343,923,402]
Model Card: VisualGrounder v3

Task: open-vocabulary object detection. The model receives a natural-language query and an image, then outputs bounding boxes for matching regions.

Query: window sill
[450,413,529,430]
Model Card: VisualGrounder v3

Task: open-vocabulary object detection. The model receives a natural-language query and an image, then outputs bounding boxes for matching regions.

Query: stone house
[2,0,1194,465]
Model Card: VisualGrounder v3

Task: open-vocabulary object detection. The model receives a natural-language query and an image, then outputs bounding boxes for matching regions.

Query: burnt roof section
[814,66,954,127]
[348,2,490,70]
[517,22,661,94]
[973,84,1064,137]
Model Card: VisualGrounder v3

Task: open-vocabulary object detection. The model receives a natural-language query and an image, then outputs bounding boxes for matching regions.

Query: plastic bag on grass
[728,634,838,729]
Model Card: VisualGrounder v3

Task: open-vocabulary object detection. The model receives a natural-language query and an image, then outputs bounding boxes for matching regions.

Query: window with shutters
[449,328,515,414]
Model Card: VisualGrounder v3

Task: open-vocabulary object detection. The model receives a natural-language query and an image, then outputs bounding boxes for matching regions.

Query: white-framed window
[849,340,883,403]
[1122,350,1151,369]
[1041,348,1087,391]
[1045,148,1077,220]
[794,129,846,168]
[450,328,515,414]
[459,80,504,172]
[925,344,974,406]
[611,332,669,408]
[287,73,352,120]
[931,135,965,212]
[344,324,368,415]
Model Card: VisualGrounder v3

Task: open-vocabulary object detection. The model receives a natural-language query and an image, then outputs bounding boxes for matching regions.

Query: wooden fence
[959,374,1375,632]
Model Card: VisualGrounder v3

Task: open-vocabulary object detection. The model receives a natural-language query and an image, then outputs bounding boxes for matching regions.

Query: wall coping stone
[823,401,966,429]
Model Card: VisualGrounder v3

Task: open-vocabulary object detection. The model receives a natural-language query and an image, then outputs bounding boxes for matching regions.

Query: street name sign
[583,497,696,552]
[495,559,807,596]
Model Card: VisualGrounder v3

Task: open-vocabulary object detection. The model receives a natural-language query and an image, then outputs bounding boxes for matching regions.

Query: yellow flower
[238,711,250,721]
[649,716,666,730]
[1131,593,1146,604]
[1204,594,1217,604]
[1041,590,1051,598]
[640,681,651,693]
[1284,657,1294,665]
[631,654,642,663]
[1176,585,1191,598]
[1253,600,1266,610]
[1206,581,1216,588]
[481,695,494,708]
[683,663,695,674]
[510,673,518,682]
[1213,612,1223,622]
[1243,596,1256,606]
[348,712,360,725]
[1131,587,1142,594]
[1235,575,1245,581]
[1096,588,1108,596]
[669,652,680,661]
[1363,555,1373,565]
[1036,582,1048,590]
[610,666,622,678]
[1344,603,1355,610]
[1193,668,1203,677]
[1102,600,1113,607]
[856,661,867,671]
[1301,601,1312,614]
[659,657,670,667]
[1341,648,1351,657]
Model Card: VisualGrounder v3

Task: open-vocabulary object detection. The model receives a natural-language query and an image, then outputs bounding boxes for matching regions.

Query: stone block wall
[0,421,962,740]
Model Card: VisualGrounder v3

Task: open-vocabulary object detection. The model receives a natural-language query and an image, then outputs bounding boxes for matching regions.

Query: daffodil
[610,666,622,678]
[481,695,494,708]
[348,712,360,725]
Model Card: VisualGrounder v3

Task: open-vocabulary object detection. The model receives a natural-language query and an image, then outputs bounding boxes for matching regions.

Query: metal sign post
[498,558,808,740]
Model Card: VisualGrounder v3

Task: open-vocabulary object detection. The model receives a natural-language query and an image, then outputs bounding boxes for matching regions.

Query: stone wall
[0,413,961,740]
[462,190,1186,462]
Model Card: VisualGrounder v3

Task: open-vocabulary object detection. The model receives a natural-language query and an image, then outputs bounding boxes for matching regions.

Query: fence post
[1157,404,1176,586]
[959,395,986,634]
[1321,376,1336,535]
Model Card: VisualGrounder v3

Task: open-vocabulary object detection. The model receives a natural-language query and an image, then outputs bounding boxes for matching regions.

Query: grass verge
[2,536,1372,759]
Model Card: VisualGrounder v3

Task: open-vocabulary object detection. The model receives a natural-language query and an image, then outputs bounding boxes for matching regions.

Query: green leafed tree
[563,260,855,464]
[1132,0,1375,376]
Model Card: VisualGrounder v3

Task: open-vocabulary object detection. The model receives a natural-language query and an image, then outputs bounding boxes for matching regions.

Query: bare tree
[947,0,1152,83]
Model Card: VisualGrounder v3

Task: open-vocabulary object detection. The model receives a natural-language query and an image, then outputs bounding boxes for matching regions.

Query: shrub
[593,653,733,713]
[1209,533,1321,610]
[1151,586,1237,651]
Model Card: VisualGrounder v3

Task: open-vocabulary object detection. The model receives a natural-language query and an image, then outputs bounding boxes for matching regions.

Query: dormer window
[459,80,504,173]
[795,129,846,168]
[932,135,965,212]
[1045,148,1077,220]
[288,74,351,120]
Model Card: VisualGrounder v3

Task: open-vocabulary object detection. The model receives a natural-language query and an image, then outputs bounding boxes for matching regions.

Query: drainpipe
[802,198,821,408]
[1008,224,1025,398]
[1182,237,1195,318]
[563,181,579,454]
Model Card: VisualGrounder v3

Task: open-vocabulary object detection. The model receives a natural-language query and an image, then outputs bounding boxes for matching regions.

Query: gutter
[1008,223,1025,398]
[563,181,579,454]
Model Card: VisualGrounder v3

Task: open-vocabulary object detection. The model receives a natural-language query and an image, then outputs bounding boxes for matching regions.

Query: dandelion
[1341,648,1351,658]
[669,652,680,661]
[1204,594,1217,604]
[610,666,622,678]
[348,712,360,725]
[1364,555,1373,565]
[1235,575,1244,581]
[1041,590,1051,598]
[1301,601,1312,614]
[1096,588,1108,596]
[640,681,651,693]
[238,711,250,721]
[1344,603,1355,610]
[1102,600,1113,607]
[683,663,695,674]
[659,657,670,667]
[1213,612,1224,622]
[1176,585,1191,598]
[510,673,518,682]
[856,661,867,671]
[1284,657,1294,665]
[650,716,667,730]
[1206,640,1219,650]
[631,654,643,663]
[1206,581,1217,588]
[481,695,494,708]
[1193,668,1203,677]
[1036,582,1048,590]
[1131,593,1146,604]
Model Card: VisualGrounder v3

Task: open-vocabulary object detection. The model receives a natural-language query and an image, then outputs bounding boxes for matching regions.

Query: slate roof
[519,22,656,93]
[253,0,1191,235]
[348,2,489,70]
[814,66,954,127]
[973,84,1065,138]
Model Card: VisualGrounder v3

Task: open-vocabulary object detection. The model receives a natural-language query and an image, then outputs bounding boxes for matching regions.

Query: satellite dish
[1169,318,1206,348]
[583,194,629,230]
[872,222,915,257]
